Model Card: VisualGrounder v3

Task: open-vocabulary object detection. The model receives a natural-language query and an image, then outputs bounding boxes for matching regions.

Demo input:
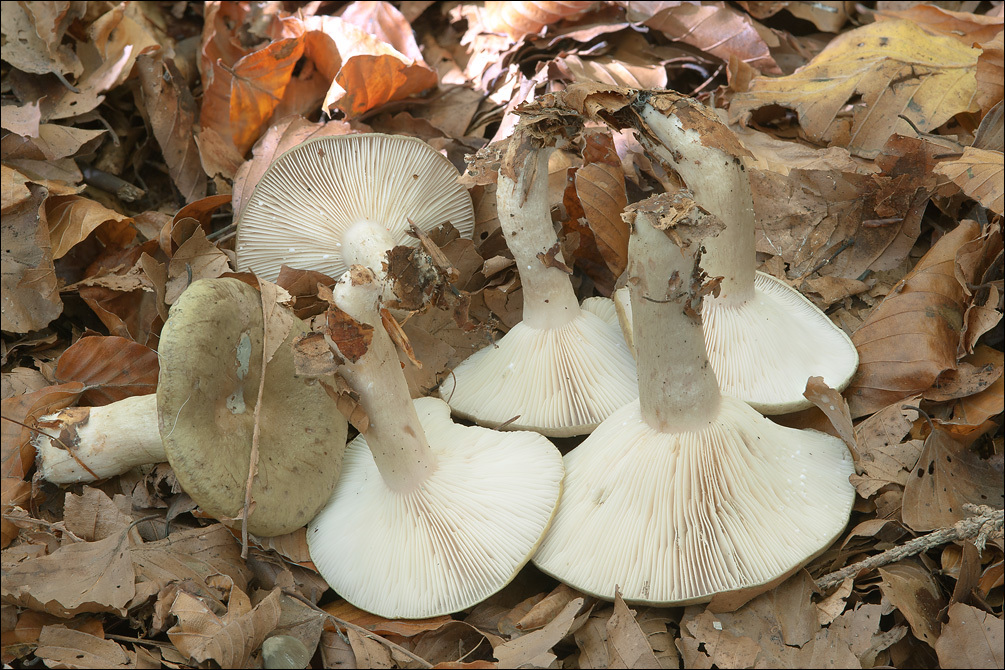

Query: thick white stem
[638,103,755,306]
[34,394,164,485]
[627,200,722,432]
[340,221,399,273]
[497,147,581,329]
[331,271,437,493]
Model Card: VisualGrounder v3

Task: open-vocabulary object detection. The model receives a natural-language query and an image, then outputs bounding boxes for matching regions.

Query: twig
[280,588,435,669]
[816,504,1004,591]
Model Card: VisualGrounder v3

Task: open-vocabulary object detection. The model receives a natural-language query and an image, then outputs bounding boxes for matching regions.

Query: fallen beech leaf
[627,1,781,74]
[802,376,857,457]
[482,1,596,41]
[340,0,427,62]
[940,345,1005,436]
[1,611,105,662]
[877,560,946,647]
[2,185,62,333]
[54,336,159,406]
[935,602,1005,669]
[168,586,282,668]
[606,589,661,668]
[934,147,1004,215]
[0,3,82,78]
[324,599,452,638]
[34,625,131,670]
[847,220,981,417]
[901,426,1004,532]
[62,487,134,542]
[137,54,206,203]
[45,194,133,260]
[494,597,585,668]
[164,227,233,304]
[874,4,1004,46]
[730,20,981,158]
[1,529,136,618]
[975,31,1003,113]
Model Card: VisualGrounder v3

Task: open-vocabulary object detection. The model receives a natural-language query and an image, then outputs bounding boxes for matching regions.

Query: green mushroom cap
[157,277,347,536]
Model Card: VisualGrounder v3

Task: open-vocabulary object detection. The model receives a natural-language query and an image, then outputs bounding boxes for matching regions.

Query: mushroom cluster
[532,193,856,604]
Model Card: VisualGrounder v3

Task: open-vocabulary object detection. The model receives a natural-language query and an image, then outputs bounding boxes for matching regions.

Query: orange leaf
[54,336,159,406]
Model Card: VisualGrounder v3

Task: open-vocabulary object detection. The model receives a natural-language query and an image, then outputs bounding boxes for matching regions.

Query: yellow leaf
[730,20,980,158]
[934,146,1004,215]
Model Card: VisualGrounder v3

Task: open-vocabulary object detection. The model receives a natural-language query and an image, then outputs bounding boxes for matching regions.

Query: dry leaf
[45,194,133,260]
[847,220,982,417]
[53,336,159,405]
[168,586,282,668]
[935,602,1005,669]
[33,625,131,669]
[494,597,586,668]
[2,185,62,332]
[730,20,981,158]
[877,560,946,647]
[934,147,1005,215]
[606,589,661,669]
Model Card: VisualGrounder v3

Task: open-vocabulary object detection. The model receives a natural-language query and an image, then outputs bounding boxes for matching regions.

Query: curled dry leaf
[482,1,596,41]
[730,20,981,158]
[847,220,982,417]
[934,147,1004,215]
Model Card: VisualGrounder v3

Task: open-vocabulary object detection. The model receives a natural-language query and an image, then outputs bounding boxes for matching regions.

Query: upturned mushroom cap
[613,273,859,414]
[532,395,855,605]
[236,133,475,281]
[156,278,348,537]
[437,308,638,437]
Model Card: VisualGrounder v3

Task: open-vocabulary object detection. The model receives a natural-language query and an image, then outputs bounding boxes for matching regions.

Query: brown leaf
[627,1,781,74]
[340,0,427,62]
[901,426,1004,532]
[847,220,982,417]
[934,147,1005,215]
[481,1,595,40]
[2,185,62,332]
[577,134,629,279]
[939,345,1005,436]
[165,227,233,304]
[976,31,1004,113]
[54,336,159,406]
[877,560,946,647]
[1,529,136,618]
[874,4,1004,46]
[606,589,661,669]
[137,54,206,203]
[325,307,375,364]
[45,195,133,261]
[849,399,922,499]
[494,597,586,668]
[168,586,282,668]
[935,602,1005,669]
[34,625,132,669]
[62,487,134,542]
[802,376,858,459]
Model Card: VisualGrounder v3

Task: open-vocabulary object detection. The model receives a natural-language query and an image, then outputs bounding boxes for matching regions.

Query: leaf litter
[1,1,1002,668]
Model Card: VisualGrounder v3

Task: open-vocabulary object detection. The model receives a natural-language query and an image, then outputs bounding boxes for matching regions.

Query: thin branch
[816,504,1004,591]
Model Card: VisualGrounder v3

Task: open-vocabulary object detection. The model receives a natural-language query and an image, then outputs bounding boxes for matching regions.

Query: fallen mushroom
[623,94,859,414]
[437,130,637,437]
[532,193,856,605]
[236,133,475,281]
[34,278,348,537]
[306,266,564,619]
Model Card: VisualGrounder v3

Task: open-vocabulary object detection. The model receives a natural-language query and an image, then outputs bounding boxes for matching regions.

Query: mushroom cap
[438,309,638,437]
[307,397,564,618]
[236,133,475,281]
[614,272,859,414]
[532,395,855,605]
[157,278,348,537]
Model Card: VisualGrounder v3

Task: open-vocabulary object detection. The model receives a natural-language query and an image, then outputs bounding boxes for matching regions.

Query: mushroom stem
[340,221,399,273]
[34,394,164,485]
[330,270,438,493]
[636,102,755,306]
[627,197,723,433]
[498,143,581,329]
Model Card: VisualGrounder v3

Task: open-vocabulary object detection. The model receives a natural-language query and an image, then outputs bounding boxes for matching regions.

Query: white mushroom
[438,132,637,437]
[307,267,564,618]
[629,96,859,413]
[532,193,856,605]
[236,133,475,281]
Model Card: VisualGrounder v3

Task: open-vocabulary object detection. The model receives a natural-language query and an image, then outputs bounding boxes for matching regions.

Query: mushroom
[306,266,564,619]
[34,278,348,537]
[437,131,637,437]
[532,193,856,605]
[623,94,858,414]
[236,133,475,281]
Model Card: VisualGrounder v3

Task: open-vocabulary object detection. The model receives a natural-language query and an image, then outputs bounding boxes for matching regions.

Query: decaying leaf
[168,586,281,668]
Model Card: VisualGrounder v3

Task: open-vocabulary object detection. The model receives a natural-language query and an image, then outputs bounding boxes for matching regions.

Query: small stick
[816,504,1004,591]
